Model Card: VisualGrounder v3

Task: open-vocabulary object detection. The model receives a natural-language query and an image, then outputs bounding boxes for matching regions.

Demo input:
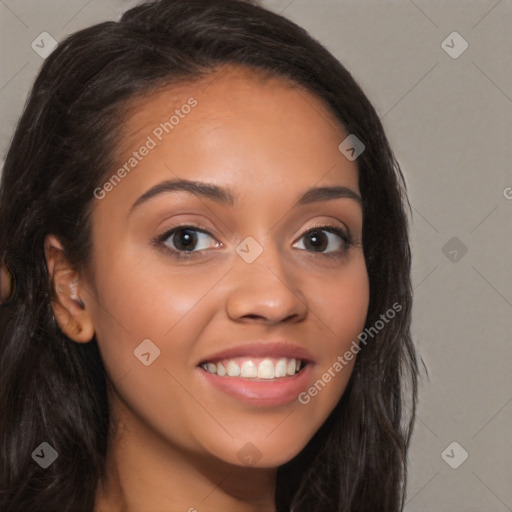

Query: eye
[153,224,354,261]
[293,226,352,257]
[155,225,220,260]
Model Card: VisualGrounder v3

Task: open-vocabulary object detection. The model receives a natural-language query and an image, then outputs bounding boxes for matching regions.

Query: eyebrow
[128,178,362,216]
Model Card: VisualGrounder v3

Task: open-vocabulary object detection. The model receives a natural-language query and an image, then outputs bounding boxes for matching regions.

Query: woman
[0,0,418,510]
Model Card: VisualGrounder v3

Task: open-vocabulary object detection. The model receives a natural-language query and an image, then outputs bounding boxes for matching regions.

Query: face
[82,65,369,468]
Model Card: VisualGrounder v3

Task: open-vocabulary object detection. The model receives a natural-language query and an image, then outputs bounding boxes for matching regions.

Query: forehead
[116,63,346,157]
[94,63,360,221]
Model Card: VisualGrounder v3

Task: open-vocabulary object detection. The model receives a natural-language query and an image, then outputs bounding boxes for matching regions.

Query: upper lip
[198,340,315,365]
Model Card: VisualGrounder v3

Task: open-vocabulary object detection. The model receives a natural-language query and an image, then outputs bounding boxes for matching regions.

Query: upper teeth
[201,357,302,379]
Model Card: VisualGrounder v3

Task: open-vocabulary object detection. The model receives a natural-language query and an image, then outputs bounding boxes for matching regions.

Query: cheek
[87,245,230,381]
[92,244,369,389]
[298,257,369,405]
[86,251,220,448]
[311,256,370,346]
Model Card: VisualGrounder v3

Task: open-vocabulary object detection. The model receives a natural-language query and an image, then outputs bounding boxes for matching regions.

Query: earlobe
[44,234,95,343]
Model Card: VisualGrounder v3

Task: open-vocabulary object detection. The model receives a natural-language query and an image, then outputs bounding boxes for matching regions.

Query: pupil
[306,230,327,252]
[175,229,197,251]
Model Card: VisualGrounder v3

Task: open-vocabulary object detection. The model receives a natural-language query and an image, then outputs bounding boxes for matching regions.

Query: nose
[225,240,308,325]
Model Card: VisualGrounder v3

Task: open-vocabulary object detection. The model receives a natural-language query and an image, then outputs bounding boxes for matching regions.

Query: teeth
[217,362,226,376]
[275,358,287,378]
[201,357,304,379]
[241,360,258,378]
[258,359,274,379]
[227,361,240,377]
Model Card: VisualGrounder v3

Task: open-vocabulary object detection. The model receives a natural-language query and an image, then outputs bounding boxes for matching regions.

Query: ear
[44,234,95,343]
[0,260,15,304]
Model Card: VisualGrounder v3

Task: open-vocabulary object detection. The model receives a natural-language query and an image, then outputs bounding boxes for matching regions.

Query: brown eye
[154,225,220,261]
[293,226,352,257]
[303,229,329,252]
[170,228,200,251]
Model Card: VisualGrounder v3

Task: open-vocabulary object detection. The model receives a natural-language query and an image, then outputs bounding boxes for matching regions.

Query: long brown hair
[0,1,418,510]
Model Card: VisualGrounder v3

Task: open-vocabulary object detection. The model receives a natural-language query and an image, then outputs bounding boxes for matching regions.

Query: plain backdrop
[1,1,511,510]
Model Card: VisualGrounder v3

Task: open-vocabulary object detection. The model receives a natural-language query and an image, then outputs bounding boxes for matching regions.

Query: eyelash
[152,224,355,261]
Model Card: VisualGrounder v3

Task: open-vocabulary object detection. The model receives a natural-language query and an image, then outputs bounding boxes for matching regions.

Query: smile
[200,357,305,380]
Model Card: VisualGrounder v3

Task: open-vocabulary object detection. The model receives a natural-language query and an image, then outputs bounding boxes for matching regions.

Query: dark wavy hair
[0,0,418,510]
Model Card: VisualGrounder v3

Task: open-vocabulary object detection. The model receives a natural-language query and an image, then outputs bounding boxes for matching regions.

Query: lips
[197,340,315,366]
[197,361,314,406]
[196,341,315,405]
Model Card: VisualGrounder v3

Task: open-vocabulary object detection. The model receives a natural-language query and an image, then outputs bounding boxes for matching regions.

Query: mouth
[199,356,308,381]
[196,341,315,406]
[197,359,314,407]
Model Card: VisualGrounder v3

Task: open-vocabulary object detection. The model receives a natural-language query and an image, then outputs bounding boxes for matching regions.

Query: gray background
[1,0,511,510]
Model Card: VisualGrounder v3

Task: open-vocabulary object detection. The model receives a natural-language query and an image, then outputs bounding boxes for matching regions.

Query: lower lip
[198,364,314,407]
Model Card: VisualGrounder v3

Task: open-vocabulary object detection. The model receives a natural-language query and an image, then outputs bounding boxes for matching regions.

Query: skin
[0,262,14,304]
[45,64,370,512]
